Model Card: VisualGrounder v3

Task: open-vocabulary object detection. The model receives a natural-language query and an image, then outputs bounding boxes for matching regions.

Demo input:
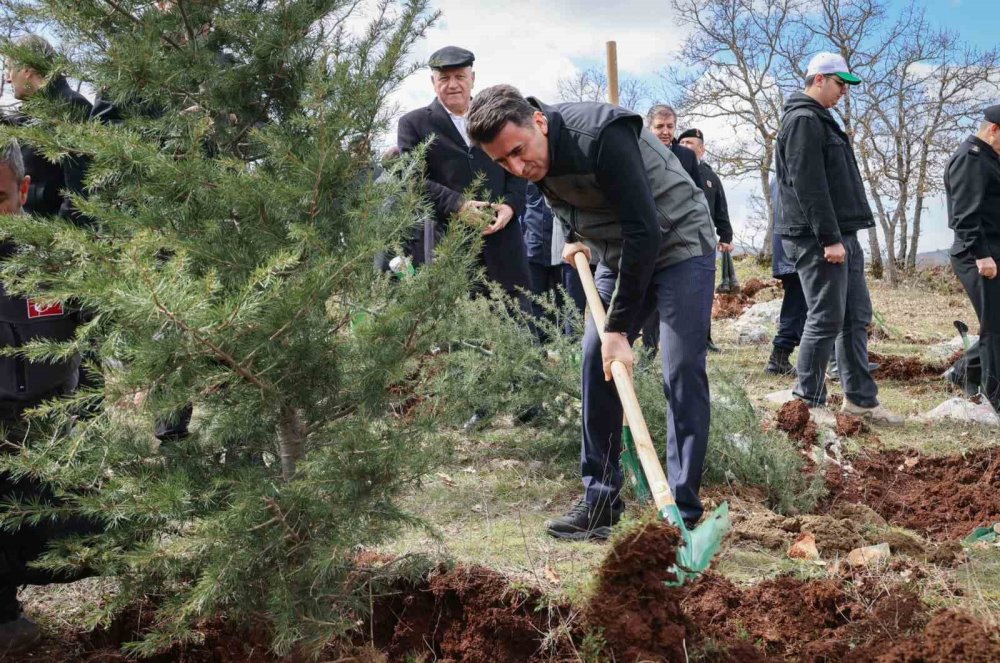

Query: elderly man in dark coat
[397,46,530,297]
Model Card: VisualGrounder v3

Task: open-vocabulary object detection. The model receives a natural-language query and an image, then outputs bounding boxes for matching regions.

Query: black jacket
[671,142,704,189]
[945,136,1000,259]
[397,98,529,294]
[2,77,92,221]
[698,161,733,244]
[774,92,874,245]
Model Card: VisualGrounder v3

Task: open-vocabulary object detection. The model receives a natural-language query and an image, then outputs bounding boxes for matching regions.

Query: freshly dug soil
[849,609,1000,662]
[775,399,818,445]
[826,446,1000,540]
[712,293,751,319]
[585,520,689,662]
[741,277,770,298]
[868,351,959,381]
[369,565,560,663]
[835,412,868,437]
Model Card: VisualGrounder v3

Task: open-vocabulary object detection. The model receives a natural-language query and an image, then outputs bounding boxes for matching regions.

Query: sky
[383,0,1000,255]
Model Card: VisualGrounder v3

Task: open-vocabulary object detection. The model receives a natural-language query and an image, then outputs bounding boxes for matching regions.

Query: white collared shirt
[446,107,470,147]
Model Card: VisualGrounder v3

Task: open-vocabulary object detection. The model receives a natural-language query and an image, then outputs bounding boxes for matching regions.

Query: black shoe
[0,614,41,656]
[545,499,622,541]
[706,339,722,353]
[765,347,796,376]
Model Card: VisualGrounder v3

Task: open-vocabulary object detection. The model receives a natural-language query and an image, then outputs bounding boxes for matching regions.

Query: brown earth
[368,564,561,663]
[740,277,770,298]
[851,609,1000,662]
[775,399,818,445]
[868,351,961,381]
[835,412,868,437]
[712,292,751,319]
[826,446,1000,540]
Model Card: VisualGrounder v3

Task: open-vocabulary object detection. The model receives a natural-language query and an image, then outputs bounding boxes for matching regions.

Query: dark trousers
[527,262,587,341]
[1,413,101,619]
[581,253,714,522]
[773,273,808,351]
[952,250,1000,407]
[782,233,878,408]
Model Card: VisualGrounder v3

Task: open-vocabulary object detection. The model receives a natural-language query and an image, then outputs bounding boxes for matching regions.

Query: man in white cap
[773,52,903,425]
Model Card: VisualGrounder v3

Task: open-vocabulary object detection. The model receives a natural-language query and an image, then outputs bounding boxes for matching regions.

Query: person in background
[944,105,1000,411]
[765,177,806,376]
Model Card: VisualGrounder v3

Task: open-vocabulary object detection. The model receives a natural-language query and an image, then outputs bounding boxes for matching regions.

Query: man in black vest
[397,46,530,298]
[3,35,91,222]
[775,52,902,426]
[0,140,100,656]
[640,105,706,355]
[468,85,717,540]
[945,105,1000,410]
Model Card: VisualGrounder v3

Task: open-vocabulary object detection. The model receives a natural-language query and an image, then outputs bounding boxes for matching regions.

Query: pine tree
[0,0,491,656]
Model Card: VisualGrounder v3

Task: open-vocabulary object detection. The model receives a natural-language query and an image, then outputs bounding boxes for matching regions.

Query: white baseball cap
[805,52,861,85]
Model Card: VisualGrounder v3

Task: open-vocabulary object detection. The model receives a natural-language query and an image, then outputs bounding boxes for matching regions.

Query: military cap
[428,46,475,70]
[677,128,704,142]
[985,104,1000,124]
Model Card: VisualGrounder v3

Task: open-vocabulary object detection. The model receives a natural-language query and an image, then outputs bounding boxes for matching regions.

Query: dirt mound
[849,609,1000,662]
[712,292,751,319]
[683,573,925,661]
[741,277,770,298]
[835,412,868,437]
[370,565,559,663]
[585,520,689,661]
[868,351,955,381]
[775,399,818,445]
[826,447,1000,540]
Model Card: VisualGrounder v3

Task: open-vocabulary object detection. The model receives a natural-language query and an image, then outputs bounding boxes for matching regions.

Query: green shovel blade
[660,502,731,586]
[621,424,653,504]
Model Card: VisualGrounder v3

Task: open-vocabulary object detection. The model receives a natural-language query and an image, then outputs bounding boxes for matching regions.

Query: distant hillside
[915,250,950,267]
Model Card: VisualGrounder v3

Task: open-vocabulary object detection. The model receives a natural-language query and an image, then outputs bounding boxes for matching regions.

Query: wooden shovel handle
[572,252,676,509]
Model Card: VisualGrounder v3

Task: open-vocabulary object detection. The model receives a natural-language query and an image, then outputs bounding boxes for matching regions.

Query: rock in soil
[918,396,1000,426]
[825,447,1000,541]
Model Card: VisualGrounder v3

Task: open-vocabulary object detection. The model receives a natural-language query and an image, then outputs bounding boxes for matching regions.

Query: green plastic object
[964,523,999,546]
[621,424,653,504]
[660,501,732,586]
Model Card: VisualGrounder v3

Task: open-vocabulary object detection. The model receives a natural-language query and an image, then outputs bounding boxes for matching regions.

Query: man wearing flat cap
[397,46,531,300]
[774,52,903,426]
[945,105,1000,411]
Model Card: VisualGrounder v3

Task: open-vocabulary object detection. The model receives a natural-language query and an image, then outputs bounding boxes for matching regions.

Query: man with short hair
[468,84,717,540]
[3,34,92,221]
[396,46,530,298]
[945,106,1000,410]
[774,53,902,425]
[0,139,97,655]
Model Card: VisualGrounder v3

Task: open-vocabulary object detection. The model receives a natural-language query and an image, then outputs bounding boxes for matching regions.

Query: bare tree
[555,65,651,112]
[666,0,808,257]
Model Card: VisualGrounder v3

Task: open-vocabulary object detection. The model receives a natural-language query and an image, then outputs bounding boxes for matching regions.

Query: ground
[11,257,1000,662]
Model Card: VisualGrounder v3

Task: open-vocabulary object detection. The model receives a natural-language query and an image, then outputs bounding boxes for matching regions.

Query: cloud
[382,0,687,131]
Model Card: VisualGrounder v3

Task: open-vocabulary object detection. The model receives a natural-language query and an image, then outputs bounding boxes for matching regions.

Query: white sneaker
[841,400,905,427]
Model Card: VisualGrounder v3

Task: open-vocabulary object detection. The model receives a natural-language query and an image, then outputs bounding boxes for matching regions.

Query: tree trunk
[908,194,925,270]
[867,228,884,280]
[278,405,308,481]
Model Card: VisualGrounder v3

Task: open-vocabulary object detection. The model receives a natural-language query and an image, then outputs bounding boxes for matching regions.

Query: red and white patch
[26,299,64,319]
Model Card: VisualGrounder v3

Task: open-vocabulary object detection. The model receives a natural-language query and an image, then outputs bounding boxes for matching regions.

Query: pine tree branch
[100,0,183,51]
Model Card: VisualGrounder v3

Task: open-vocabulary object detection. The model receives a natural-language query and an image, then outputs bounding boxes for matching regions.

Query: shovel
[954,320,972,353]
[573,252,730,584]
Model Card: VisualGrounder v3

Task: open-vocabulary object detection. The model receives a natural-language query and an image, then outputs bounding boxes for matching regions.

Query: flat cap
[985,104,1000,124]
[677,128,704,142]
[428,46,475,70]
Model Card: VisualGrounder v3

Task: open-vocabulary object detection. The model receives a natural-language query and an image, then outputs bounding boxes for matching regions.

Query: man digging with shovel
[468,84,718,541]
